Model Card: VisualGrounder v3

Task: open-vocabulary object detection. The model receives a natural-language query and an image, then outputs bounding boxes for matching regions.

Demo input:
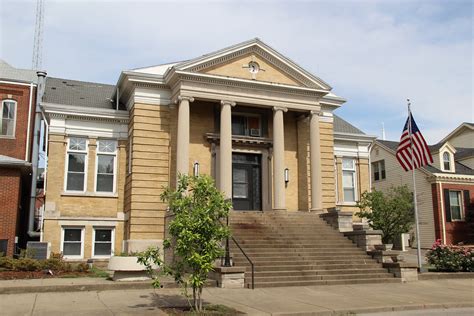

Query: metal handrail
[230,235,255,290]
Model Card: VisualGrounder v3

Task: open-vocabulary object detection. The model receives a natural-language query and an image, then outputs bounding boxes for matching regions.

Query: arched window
[443,152,451,171]
[1,100,17,137]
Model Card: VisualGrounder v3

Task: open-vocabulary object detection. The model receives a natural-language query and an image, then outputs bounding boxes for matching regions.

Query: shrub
[426,239,474,272]
[40,258,66,271]
[0,256,16,270]
[75,262,89,272]
[356,186,414,244]
[14,258,41,271]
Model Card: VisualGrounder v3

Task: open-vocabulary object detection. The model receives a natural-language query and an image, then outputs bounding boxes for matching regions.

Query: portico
[174,91,326,212]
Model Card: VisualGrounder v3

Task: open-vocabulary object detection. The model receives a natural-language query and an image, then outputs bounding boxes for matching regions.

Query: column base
[309,208,325,213]
[272,208,287,212]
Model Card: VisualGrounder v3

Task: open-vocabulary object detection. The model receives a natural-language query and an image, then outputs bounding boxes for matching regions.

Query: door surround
[212,145,271,212]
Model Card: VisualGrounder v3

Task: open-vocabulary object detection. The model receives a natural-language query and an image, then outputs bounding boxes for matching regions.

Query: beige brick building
[41,39,374,260]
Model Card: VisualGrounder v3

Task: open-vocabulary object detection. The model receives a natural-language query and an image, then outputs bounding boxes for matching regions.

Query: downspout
[368,141,373,191]
[25,83,34,161]
[39,110,49,242]
[28,70,47,238]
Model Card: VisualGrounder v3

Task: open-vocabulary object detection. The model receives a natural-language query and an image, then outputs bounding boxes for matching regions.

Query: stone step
[232,253,370,259]
[247,272,393,282]
[246,278,400,288]
[230,248,366,255]
[245,268,390,277]
[233,258,375,265]
[232,244,358,249]
[252,263,382,272]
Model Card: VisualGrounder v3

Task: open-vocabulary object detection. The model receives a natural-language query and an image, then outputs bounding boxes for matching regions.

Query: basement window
[61,227,84,259]
[93,228,114,257]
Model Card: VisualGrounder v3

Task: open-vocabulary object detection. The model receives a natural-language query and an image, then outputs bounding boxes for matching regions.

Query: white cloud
[0,0,471,143]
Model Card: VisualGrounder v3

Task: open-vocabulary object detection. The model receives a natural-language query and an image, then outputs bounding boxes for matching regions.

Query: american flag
[396,112,433,171]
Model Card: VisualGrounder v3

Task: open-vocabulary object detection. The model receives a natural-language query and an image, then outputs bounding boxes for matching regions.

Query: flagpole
[407,99,423,272]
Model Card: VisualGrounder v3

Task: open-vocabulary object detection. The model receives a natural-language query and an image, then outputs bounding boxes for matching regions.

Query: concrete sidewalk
[0,279,473,315]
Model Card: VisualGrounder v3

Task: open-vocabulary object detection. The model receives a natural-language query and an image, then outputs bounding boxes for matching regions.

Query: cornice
[170,71,328,98]
[43,103,129,124]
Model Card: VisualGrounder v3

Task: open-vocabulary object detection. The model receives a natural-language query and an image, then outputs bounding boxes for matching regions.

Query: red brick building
[0,60,38,256]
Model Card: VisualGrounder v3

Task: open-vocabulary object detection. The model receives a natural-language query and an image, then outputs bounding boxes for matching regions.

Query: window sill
[61,191,118,198]
[339,202,358,206]
[0,135,15,139]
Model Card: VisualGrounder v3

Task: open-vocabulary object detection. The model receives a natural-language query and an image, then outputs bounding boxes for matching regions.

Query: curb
[273,303,474,315]
[418,272,474,281]
[0,281,165,295]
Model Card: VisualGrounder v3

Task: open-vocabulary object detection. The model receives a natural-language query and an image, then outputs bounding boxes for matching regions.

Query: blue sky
[1,0,472,143]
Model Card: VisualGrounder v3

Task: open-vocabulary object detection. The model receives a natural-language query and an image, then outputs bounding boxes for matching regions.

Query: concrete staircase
[229,211,399,288]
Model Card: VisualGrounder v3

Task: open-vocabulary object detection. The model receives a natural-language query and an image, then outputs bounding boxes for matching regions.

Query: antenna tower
[32,0,45,70]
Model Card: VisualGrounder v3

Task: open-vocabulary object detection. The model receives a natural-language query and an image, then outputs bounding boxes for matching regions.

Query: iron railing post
[223,213,231,267]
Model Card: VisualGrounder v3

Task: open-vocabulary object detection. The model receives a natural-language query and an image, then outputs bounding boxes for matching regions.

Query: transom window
[62,227,84,258]
[342,158,357,203]
[96,140,117,193]
[443,152,451,171]
[231,114,261,137]
[66,137,88,192]
[1,100,16,137]
[449,191,463,221]
[372,160,386,181]
[93,228,114,257]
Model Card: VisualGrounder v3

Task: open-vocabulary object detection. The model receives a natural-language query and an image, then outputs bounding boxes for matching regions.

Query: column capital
[310,110,323,116]
[220,100,236,107]
[273,106,288,113]
[178,95,195,103]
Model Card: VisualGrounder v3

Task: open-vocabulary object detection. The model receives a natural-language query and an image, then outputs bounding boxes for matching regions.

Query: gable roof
[438,122,474,145]
[375,140,474,176]
[43,77,124,110]
[133,38,333,90]
[0,59,38,84]
[333,115,366,135]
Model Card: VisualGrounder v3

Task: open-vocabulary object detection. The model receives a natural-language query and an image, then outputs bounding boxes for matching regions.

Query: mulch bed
[162,305,244,315]
[0,270,92,280]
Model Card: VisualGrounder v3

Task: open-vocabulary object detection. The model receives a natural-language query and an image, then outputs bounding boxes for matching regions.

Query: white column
[219,100,236,199]
[310,111,323,211]
[273,106,287,211]
[176,96,194,176]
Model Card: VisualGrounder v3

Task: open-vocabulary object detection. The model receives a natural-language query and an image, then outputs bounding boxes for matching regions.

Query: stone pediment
[175,38,331,90]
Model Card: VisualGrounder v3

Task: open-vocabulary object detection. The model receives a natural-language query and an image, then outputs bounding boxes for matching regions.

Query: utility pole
[32,0,45,70]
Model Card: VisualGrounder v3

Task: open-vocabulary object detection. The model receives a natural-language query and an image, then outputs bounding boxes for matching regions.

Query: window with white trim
[93,228,114,257]
[443,152,451,171]
[66,137,88,191]
[62,227,84,258]
[449,191,463,221]
[372,160,386,181]
[342,158,357,202]
[1,100,16,137]
[96,139,117,193]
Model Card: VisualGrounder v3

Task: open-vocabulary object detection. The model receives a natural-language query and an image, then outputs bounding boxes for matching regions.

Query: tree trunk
[193,287,197,311]
[198,287,203,311]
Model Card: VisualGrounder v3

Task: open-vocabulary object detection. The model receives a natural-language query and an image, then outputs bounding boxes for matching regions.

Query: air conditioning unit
[249,129,261,137]
[27,242,51,259]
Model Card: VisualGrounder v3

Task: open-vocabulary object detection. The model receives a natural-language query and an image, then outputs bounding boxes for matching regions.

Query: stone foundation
[383,262,418,282]
[208,266,246,288]
[344,230,383,251]
[320,207,353,232]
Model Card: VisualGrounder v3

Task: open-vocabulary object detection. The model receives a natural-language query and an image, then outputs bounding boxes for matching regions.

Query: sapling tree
[139,174,231,312]
[356,185,414,244]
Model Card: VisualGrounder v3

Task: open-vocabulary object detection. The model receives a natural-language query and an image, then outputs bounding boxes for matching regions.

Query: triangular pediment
[175,38,331,90]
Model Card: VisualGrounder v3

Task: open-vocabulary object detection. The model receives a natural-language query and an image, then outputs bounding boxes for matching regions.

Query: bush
[0,256,16,270]
[40,258,66,271]
[356,186,414,244]
[75,262,89,272]
[426,239,474,272]
[14,258,41,271]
